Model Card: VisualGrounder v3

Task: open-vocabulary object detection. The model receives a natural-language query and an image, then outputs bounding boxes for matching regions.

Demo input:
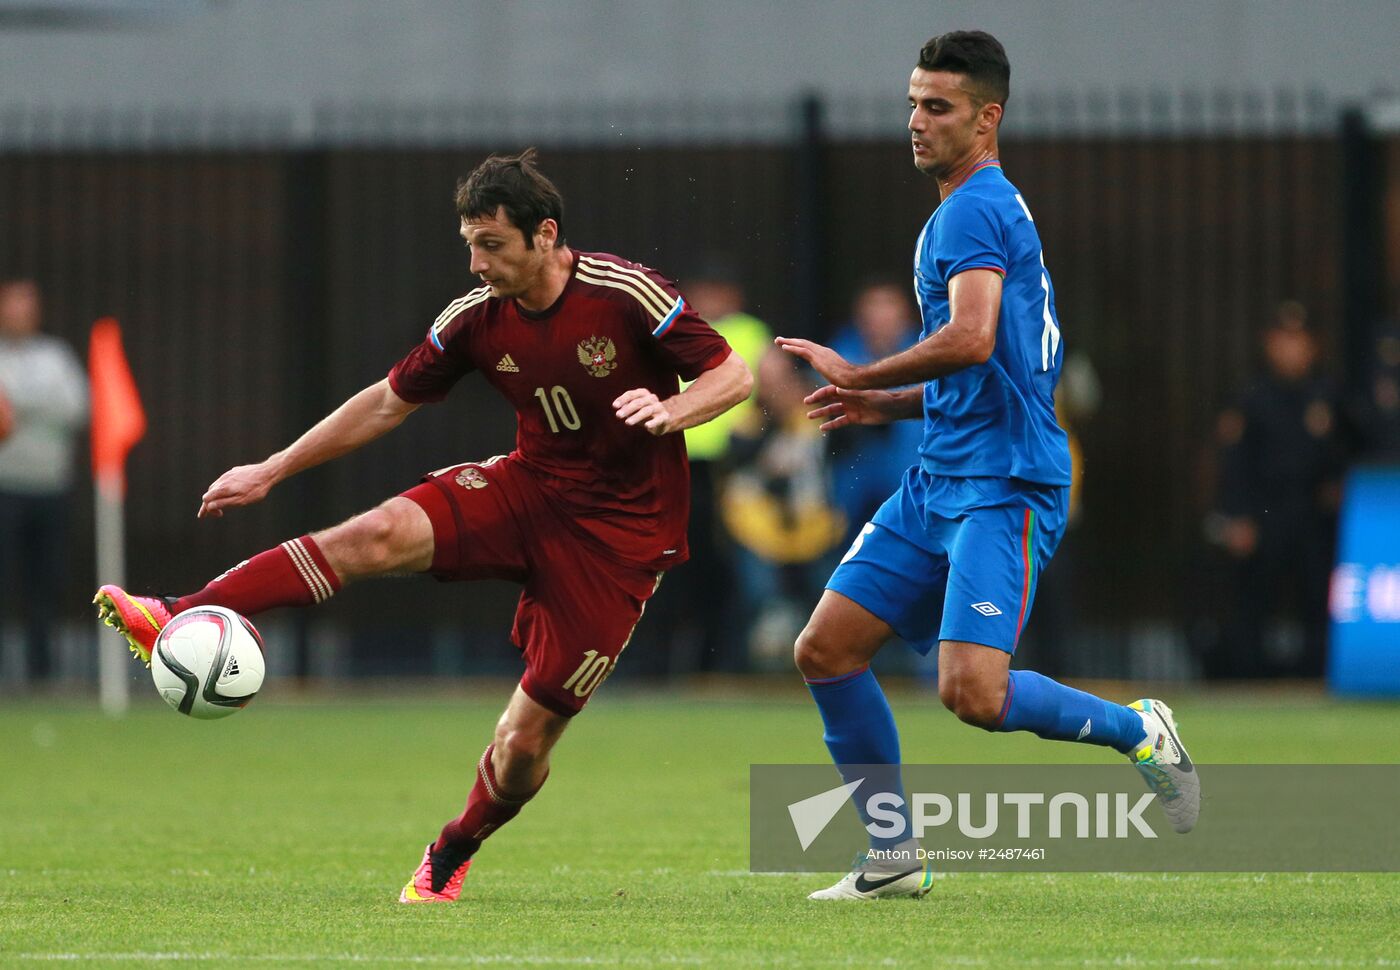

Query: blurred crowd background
[2,0,1399,690]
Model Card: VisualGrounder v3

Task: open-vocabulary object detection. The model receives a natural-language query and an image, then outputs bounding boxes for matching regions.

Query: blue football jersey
[913,161,1071,486]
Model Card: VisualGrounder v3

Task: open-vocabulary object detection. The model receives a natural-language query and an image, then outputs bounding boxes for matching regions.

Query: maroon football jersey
[388,250,733,570]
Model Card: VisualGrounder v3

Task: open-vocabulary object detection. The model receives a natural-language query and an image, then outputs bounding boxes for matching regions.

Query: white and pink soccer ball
[150,606,266,720]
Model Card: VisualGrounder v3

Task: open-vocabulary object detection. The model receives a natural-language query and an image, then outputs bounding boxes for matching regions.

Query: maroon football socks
[432,744,546,871]
[173,534,342,617]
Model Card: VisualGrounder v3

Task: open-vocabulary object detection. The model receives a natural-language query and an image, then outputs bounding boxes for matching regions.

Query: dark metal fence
[0,91,1387,679]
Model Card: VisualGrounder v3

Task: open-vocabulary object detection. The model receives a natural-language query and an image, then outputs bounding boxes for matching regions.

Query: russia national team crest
[577,335,617,377]
[454,467,488,489]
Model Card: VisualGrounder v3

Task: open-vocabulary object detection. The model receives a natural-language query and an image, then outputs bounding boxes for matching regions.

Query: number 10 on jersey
[534,385,581,433]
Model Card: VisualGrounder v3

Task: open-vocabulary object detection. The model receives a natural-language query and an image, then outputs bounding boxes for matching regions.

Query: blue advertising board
[1329,467,1400,695]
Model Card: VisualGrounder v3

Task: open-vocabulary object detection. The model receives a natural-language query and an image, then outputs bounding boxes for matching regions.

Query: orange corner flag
[89,318,147,494]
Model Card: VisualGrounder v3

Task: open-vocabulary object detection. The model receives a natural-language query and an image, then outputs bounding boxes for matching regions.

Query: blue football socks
[995,669,1146,753]
[806,666,911,850]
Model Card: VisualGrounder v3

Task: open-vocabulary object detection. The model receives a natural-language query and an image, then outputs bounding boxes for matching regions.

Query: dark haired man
[94,149,752,903]
[777,31,1198,900]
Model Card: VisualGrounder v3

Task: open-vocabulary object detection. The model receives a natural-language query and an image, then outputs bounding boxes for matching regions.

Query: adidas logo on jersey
[496,354,519,373]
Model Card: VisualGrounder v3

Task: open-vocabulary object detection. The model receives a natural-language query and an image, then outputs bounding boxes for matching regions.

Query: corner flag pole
[89,318,147,716]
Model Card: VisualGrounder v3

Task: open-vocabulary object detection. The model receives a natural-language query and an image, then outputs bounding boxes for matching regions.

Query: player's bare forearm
[859,386,924,420]
[845,327,984,389]
[850,269,1001,389]
[666,351,752,431]
[199,379,419,518]
[776,269,1002,391]
[613,350,752,436]
[268,380,419,479]
[886,386,925,419]
[804,385,923,432]
[779,320,989,391]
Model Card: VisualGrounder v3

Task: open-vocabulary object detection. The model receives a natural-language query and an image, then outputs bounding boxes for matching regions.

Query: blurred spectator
[682,261,773,462]
[643,261,770,674]
[1056,351,1103,527]
[1019,350,1102,677]
[1354,299,1400,459]
[1206,301,1351,678]
[826,277,923,534]
[0,279,89,682]
[721,352,845,668]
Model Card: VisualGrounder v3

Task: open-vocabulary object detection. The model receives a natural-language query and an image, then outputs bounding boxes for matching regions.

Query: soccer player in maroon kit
[94,150,752,903]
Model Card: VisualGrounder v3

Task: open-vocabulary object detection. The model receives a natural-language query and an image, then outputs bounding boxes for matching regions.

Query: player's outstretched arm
[198,379,420,518]
[803,385,923,432]
[612,350,753,436]
[776,268,1002,392]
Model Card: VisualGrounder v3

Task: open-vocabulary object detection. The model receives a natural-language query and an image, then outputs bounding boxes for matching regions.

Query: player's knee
[326,508,401,576]
[494,724,550,770]
[938,671,1004,730]
[794,624,858,681]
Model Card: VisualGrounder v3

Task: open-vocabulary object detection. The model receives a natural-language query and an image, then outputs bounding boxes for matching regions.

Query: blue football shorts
[826,466,1068,655]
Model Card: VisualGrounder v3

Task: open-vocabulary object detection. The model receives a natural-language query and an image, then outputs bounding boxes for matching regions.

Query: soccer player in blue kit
[776,30,1199,900]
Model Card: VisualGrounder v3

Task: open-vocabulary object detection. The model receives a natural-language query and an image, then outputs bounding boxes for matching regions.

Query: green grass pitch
[2,686,1399,967]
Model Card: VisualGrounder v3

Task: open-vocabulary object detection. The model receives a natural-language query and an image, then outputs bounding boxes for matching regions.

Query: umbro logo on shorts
[970,601,1003,617]
[496,354,520,373]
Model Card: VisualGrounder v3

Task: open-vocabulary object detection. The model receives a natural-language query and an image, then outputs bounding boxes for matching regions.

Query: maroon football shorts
[400,455,662,717]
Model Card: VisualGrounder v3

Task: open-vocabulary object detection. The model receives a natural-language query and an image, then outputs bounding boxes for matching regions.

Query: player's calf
[492,725,564,793]
[400,689,566,902]
[401,740,549,904]
[165,534,343,618]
